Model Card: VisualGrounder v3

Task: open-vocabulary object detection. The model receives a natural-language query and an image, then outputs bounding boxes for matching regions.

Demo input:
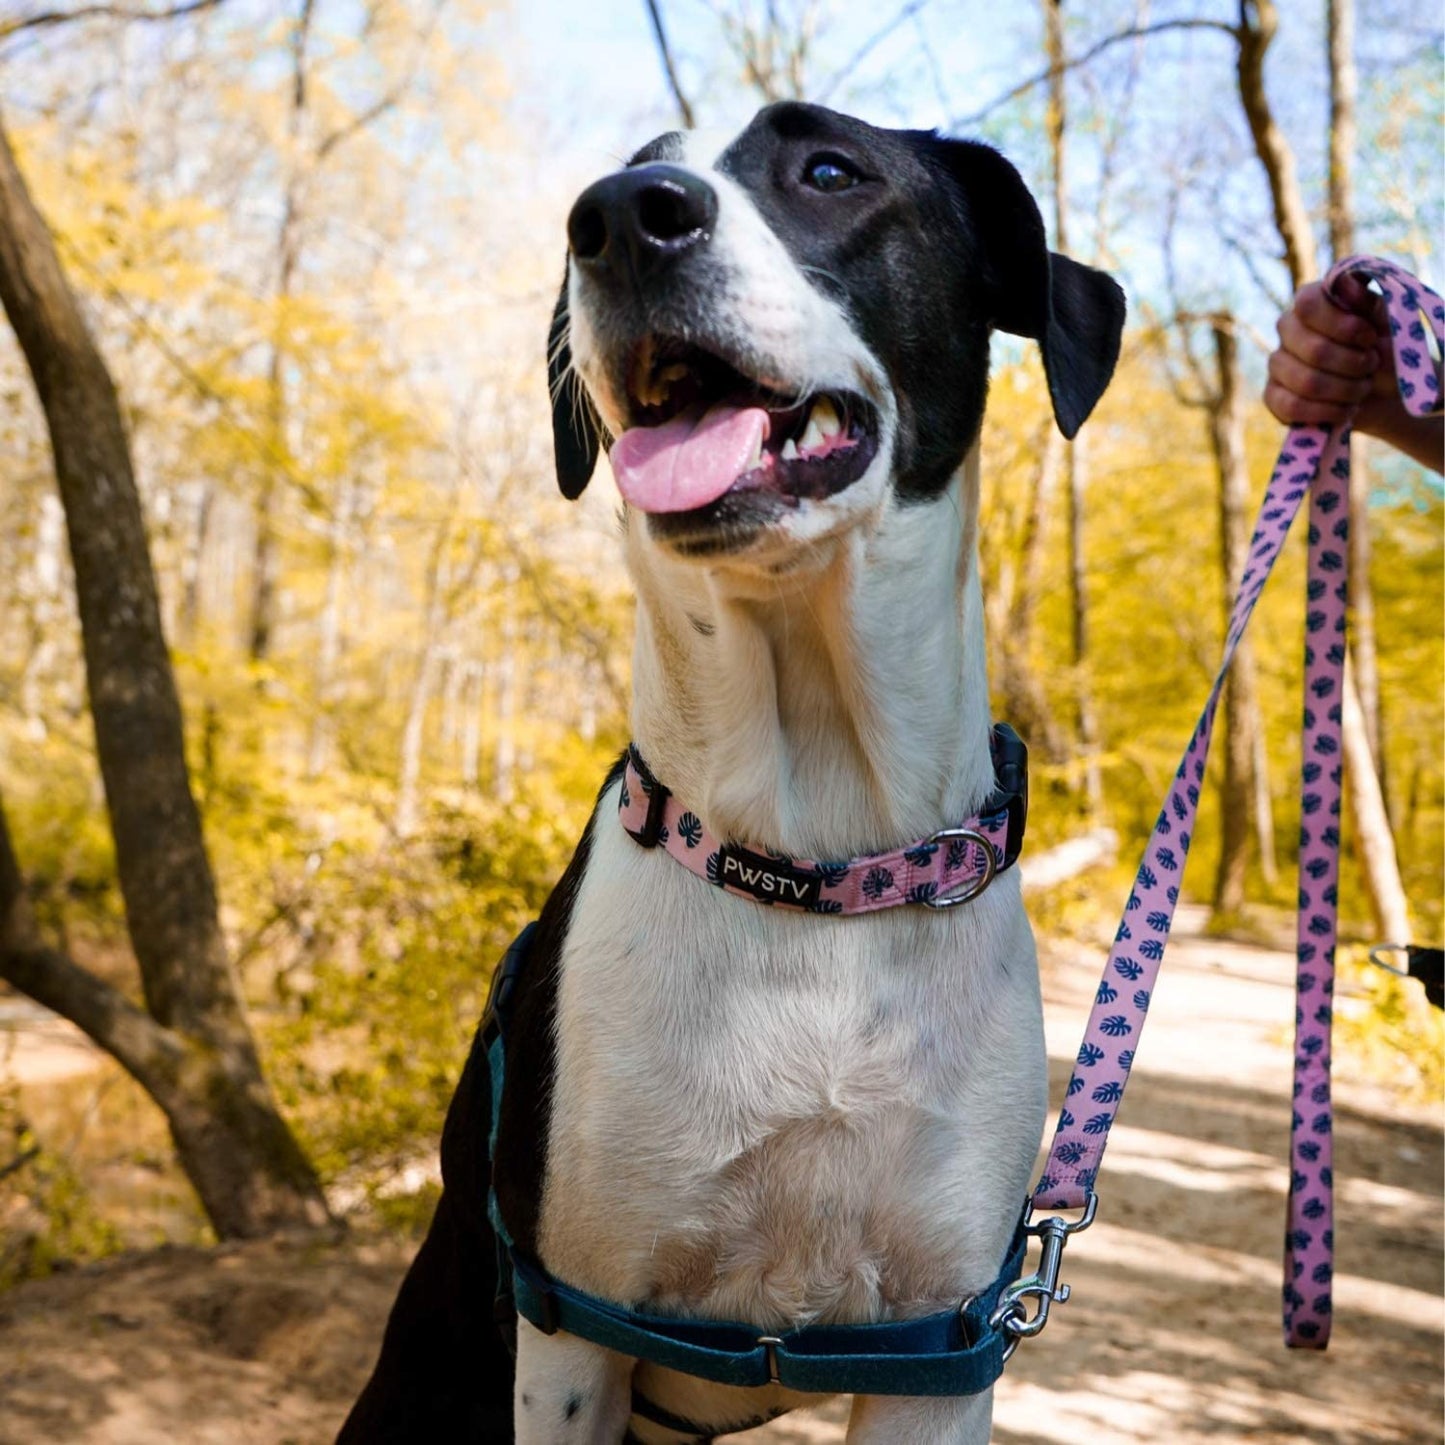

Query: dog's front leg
[513,1318,633,1444]
[847,1388,993,1445]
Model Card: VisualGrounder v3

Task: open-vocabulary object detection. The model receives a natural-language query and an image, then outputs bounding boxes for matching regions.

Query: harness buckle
[756,1335,783,1385]
[921,827,998,908]
[990,1190,1097,1360]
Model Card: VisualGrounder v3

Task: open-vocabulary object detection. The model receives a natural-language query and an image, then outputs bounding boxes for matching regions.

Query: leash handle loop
[1030,257,1443,1353]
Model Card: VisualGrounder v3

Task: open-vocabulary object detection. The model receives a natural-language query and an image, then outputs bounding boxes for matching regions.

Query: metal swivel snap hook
[990,1190,1098,1361]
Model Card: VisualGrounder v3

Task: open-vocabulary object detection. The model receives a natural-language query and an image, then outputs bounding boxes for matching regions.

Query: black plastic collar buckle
[985,723,1029,871]
[625,745,672,849]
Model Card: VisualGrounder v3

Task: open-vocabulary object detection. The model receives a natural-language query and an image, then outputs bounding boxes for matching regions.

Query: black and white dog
[342,102,1123,1444]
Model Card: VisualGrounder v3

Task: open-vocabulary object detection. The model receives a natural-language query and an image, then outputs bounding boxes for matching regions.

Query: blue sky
[498,1,1440,276]
[488,0,1441,499]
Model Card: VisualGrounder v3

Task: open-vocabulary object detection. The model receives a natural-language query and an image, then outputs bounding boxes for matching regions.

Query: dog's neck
[625,451,994,860]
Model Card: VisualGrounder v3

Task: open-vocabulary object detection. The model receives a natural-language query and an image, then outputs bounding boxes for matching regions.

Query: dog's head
[550,102,1124,563]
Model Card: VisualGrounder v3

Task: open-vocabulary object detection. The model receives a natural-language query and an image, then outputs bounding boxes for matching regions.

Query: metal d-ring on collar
[617,723,1029,916]
[921,827,997,909]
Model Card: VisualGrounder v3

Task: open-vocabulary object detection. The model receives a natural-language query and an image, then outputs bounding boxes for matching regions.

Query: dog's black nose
[567,164,717,281]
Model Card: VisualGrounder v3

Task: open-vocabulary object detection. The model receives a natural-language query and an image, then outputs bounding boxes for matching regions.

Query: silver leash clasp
[989,1190,1097,1360]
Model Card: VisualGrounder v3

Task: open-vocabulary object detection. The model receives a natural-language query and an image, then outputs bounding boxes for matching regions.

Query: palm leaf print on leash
[1031,256,1442,1353]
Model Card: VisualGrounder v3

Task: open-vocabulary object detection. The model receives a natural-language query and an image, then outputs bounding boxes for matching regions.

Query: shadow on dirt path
[0,912,1439,1443]
[737,910,1444,1444]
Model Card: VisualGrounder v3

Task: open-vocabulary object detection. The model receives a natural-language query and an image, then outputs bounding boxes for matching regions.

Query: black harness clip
[986,723,1029,871]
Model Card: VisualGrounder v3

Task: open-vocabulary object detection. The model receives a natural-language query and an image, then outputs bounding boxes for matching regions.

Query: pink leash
[1032,256,1443,1350]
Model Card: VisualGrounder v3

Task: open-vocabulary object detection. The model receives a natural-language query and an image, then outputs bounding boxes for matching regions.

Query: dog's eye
[802,155,859,193]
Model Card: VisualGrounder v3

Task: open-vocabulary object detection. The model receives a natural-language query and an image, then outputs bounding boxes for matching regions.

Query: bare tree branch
[816,0,930,104]
[0,1145,41,1184]
[0,792,185,1094]
[1088,0,1150,258]
[0,0,223,41]
[1327,0,1357,264]
[951,17,1237,129]
[912,8,953,116]
[1218,224,1291,311]
[1235,0,1317,289]
[644,0,696,129]
[313,0,448,165]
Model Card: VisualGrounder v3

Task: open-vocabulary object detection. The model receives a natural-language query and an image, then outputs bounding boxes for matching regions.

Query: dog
[341,101,1124,1445]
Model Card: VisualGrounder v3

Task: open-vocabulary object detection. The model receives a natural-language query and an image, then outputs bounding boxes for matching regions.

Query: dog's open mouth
[608,337,878,516]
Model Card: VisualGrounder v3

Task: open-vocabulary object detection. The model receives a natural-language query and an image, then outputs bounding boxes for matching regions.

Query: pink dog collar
[618,724,1027,915]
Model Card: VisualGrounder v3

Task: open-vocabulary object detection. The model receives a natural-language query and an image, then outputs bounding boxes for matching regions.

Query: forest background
[0,0,1440,1343]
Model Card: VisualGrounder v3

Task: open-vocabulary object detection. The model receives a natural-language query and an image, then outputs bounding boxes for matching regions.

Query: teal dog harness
[482,922,1030,1398]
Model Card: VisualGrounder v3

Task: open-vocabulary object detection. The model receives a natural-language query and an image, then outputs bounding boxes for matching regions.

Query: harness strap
[1031,256,1443,1351]
[481,921,1027,1396]
[507,1234,1024,1397]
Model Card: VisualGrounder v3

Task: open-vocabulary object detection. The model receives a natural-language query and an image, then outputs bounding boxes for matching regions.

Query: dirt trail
[741,908,1445,1444]
[0,910,1440,1444]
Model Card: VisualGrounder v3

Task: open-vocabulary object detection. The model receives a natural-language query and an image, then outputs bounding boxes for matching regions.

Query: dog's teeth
[812,397,842,440]
[780,438,799,462]
[629,341,657,405]
[799,413,826,452]
[748,435,765,470]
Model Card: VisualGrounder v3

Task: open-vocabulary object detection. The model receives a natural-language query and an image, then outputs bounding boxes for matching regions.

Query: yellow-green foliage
[212,721,624,1216]
[981,351,1443,939]
[0,1083,123,1290]
[0,21,1439,1260]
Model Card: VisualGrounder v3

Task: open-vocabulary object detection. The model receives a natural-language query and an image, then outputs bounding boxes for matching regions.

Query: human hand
[1264,274,1442,471]
[1264,275,1394,427]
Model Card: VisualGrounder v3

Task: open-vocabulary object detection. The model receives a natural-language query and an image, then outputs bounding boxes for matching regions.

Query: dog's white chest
[538,793,1046,1330]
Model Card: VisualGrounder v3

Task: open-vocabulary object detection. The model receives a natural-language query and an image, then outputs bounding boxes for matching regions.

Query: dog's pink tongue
[610,404,767,513]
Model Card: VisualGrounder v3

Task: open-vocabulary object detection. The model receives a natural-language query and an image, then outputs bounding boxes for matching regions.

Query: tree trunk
[18,491,65,728]
[461,663,482,787]
[394,513,453,838]
[395,638,443,838]
[1207,317,1270,915]
[0,110,328,1238]
[494,586,519,805]
[1013,422,1064,647]
[178,478,213,648]
[1231,0,1409,943]
[248,0,314,664]
[998,421,1069,764]
[1067,436,1103,814]
[1236,0,1318,285]
[1325,0,1389,816]
[1347,436,1387,809]
[1341,657,1411,942]
[306,479,353,779]
[1326,0,1357,266]
[1045,0,1103,815]
[1251,717,1278,884]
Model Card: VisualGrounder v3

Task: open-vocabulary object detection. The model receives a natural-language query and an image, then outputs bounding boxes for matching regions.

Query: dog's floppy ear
[548,270,603,499]
[931,139,1126,439]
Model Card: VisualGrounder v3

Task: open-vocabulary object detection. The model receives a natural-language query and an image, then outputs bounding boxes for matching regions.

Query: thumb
[1327,272,1388,330]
